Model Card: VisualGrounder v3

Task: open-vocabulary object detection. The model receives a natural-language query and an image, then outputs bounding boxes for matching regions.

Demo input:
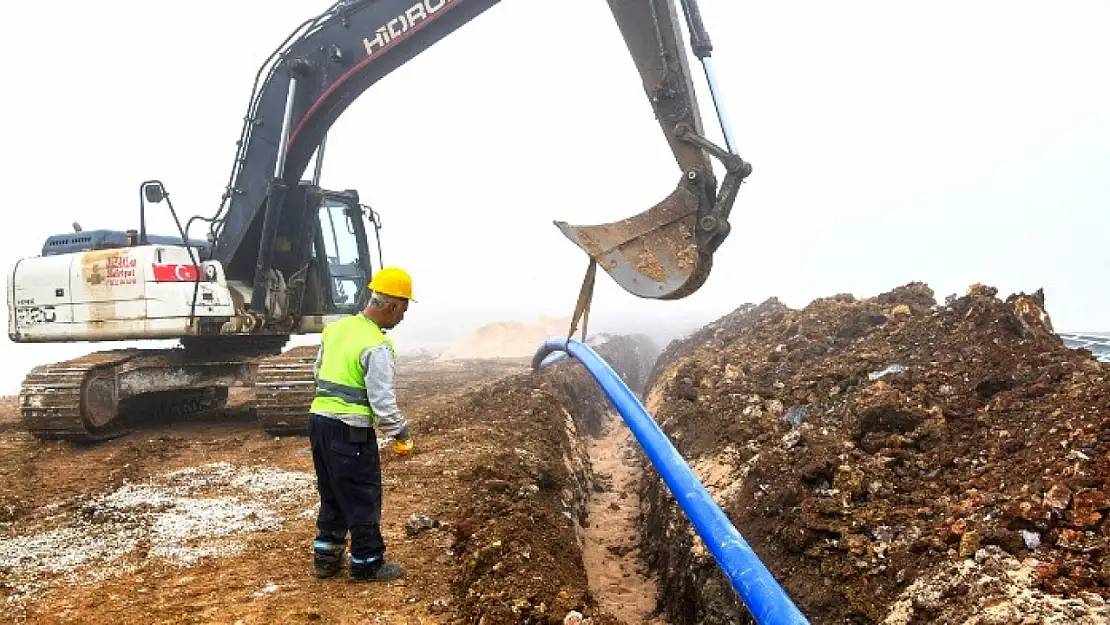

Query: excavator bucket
[548,0,750,301]
[554,179,710,300]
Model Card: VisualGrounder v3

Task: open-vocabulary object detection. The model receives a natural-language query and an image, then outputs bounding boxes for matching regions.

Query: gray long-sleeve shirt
[311,339,410,440]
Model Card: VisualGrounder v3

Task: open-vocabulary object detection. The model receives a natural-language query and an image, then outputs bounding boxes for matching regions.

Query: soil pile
[431,371,610,623]
[637,282,1110,624]
[438,316,572,360]
[589,334,661,396]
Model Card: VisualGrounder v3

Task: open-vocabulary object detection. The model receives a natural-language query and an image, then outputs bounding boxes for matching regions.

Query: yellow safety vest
[309,314,396,420]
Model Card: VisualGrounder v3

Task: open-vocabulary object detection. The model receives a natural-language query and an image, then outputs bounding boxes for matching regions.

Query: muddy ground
[0,341,661,625]
[638,283,1110,624]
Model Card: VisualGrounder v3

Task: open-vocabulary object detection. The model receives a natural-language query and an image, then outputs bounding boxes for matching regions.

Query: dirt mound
[637,282,1110,624]
[643,303,761,394]
[432,369,612,623]
[439,316,572,360]
[589,334,661,397]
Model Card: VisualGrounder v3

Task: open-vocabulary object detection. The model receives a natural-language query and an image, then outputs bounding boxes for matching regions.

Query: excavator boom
[210,0,750,305]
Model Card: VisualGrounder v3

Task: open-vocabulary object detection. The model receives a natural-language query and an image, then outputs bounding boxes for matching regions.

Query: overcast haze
[1,0,1108,394]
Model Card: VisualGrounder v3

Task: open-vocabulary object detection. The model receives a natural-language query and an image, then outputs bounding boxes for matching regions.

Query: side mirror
[144,183,165,204]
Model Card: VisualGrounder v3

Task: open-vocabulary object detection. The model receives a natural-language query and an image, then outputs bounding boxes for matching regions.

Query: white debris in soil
[883,546,1110,625]
[231,466,319,504]
[253,581,280,598]
[0,462,315,610]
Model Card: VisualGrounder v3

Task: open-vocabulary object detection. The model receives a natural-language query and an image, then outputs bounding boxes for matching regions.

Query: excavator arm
[206,0,750,309]
[557,0,751,299]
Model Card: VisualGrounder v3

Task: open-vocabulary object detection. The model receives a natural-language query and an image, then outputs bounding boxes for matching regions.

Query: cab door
[315,191,373,315]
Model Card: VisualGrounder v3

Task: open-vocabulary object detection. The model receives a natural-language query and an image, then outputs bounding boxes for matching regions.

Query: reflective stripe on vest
[314,379,371,407]
[309,314,395,418]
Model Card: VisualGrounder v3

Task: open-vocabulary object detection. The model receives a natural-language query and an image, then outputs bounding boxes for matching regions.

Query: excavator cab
[243,182,381,324]
[134,180,380,328]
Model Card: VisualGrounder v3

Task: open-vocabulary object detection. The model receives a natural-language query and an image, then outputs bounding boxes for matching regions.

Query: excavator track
[21,351,143,442]
[19,346,260,443]
[254,345,319,436]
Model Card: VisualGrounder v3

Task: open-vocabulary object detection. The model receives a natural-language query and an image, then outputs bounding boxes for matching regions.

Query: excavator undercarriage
[19,342,328,442]
[21,350,238,442]
[253,345,326,435]
[19,337,289,442]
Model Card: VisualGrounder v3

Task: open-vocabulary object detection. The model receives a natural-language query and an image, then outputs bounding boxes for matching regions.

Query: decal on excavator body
[152,264,200,282]
[362,0,456,57]
[103,254,139,287]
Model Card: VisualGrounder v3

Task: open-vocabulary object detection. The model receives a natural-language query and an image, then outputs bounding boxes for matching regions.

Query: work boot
[349,556,404,582]
[313,540,347,578]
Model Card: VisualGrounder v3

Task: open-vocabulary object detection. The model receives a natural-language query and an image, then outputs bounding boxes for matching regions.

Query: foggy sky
[1,0,1108,394]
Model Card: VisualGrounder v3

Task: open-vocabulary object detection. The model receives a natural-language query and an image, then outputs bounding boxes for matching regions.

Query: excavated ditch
[634,283,1110,624]
[427,333,663,624]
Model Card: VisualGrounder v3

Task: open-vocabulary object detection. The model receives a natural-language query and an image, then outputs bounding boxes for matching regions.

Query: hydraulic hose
[532,337,809,625]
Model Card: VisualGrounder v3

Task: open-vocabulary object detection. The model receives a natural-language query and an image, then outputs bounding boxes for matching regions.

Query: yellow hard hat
[368,266,415,302]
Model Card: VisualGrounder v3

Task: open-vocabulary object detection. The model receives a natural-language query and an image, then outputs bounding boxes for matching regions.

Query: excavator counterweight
[6,0,750,442]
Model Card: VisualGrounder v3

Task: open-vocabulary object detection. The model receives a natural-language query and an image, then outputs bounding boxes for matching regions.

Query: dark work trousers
[308,413,385,564]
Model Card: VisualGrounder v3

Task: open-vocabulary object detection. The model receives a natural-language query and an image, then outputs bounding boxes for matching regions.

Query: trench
[543,335,808,625]
[0,332,790,625]
[578,410,660,624]
[536,334,670,624]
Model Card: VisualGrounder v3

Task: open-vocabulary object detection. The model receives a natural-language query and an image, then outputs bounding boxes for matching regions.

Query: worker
[307,266,416,582]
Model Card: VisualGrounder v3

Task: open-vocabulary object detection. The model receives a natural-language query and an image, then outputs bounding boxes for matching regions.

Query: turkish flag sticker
[152,264,200,282]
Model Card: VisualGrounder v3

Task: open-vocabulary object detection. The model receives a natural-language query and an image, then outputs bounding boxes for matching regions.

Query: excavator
[5,0,751,442]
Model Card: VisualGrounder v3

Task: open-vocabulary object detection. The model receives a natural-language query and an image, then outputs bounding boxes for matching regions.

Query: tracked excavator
[6,0,751,442]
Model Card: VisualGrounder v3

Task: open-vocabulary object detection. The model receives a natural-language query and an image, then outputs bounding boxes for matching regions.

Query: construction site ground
[5,282,1110,625]
[0,351,661,625]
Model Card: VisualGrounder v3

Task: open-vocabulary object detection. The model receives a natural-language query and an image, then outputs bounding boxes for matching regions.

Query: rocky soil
[637,282,1110,624]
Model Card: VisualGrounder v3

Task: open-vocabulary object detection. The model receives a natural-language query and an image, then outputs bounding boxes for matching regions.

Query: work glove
[393,438,414,457]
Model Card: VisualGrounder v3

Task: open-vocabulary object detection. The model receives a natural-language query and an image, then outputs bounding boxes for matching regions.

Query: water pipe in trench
[532,337,809,625]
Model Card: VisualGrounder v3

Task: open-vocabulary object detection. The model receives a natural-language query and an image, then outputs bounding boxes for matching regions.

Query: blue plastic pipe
[533,337,809,625]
